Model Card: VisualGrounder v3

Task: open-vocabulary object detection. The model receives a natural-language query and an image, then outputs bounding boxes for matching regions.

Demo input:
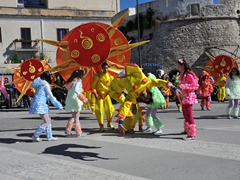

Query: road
[0,101,239,180]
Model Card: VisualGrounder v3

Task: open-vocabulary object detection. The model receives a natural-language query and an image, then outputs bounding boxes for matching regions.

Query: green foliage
[12,52,21,63]
[4,57,11,64]
[123,7,155,39]
[22,55,27,61]
[126,20,135,31]
[118,26,127,36]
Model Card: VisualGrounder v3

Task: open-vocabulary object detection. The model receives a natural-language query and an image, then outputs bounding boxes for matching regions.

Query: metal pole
[136,0,142,67]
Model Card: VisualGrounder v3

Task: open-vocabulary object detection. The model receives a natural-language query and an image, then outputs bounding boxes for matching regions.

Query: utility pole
[136,0,142,67]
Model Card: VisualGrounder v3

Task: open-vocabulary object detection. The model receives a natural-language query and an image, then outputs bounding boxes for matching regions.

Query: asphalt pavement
[0,101,240,180]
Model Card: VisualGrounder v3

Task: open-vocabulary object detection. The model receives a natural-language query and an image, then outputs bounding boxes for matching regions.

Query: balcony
[13,39,39,52]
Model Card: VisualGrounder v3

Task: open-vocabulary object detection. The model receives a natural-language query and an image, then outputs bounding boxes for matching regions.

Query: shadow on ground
[43,143,118,161]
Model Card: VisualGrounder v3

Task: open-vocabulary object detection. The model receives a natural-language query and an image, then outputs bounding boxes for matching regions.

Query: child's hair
[101,61,108,69]
[177,59,192,75]
[66,70,84,83]
[229,67,240,79]
[141,91,154,104]
[177,58,197,80]
[40,71,52,84]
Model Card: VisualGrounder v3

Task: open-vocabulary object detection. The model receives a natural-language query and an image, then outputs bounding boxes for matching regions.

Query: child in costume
[198,70,213,110]
[30,71,63,142]
[83,91,95,114]
[217,73,226,102]
[177,59,199,140]
[109,64,182,136]
[174,72,182,112]
[91,62,115,132]
[161,74,172,108]
[65,70,88,137]
[226,68,240,119]
[143,73,166,135]
[121,103,145,134]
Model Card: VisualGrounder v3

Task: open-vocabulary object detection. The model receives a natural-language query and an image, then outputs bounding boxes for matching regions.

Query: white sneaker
[184,136,195,140]
[47,136,58,141]
[77,133,87,137]
[228,116,233,119]
[32,136,42,142]
[143,127,152,132]
[154,129,162,135]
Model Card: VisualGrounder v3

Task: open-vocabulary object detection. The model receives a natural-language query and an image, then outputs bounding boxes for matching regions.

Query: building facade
[0,0,120,73]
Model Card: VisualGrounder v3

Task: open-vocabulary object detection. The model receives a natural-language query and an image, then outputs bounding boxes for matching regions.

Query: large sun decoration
[7,56,52,102]
[199,53,239,85]
[37,11,150,92]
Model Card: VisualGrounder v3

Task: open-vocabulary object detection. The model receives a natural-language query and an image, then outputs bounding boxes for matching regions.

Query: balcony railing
[13,40,39,52]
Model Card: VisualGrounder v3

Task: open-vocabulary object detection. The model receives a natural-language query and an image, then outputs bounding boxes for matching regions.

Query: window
[57,29,69,41]
[18,0,25,3]
[0,27,2,43]
[21,28,31,48]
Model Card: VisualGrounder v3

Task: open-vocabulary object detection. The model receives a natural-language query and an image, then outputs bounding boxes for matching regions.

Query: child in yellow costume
[217,73,226,102]
[109,64,182,135]
[121,104,145,133]
[161,74,172,108]
[91,62,115,132]
[83,91,95,114]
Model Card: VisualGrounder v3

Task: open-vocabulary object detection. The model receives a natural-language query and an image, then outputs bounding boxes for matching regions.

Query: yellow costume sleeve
[91,74,99,94]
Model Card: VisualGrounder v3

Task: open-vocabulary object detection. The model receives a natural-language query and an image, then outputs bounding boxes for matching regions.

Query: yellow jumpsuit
[91,72,115,127]
[109,64,170,120]
[123,104,145,133]
[217,76,226,102]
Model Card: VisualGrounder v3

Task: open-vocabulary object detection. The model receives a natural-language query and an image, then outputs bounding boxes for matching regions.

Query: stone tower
[115,0,240,75]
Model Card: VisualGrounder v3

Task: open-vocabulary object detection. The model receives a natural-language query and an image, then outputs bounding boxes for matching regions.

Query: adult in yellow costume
[216,73,226,102]
[91,62,115,132]
[109,64,182,135]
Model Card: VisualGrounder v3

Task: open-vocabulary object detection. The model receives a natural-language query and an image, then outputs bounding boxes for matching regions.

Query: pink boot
[65,119,74,136]
[184,124,197,140]
[181,121,189,134]
[75,124,86,137]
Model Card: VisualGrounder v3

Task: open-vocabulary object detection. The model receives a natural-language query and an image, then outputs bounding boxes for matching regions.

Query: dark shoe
[201,107,204,110]
[207,108,210,111]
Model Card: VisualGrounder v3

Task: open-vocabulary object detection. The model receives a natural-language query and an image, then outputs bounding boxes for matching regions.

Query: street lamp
[136,0,142,67]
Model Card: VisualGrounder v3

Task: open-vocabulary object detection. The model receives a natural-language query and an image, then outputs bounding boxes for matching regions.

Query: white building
[0,0,120,74]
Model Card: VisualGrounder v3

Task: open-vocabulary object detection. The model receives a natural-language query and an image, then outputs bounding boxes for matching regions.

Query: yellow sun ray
[16,80,32,103]
[36,38,69,51]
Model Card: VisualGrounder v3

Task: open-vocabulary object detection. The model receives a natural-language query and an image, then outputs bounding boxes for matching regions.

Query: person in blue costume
[143,73,166,135]
[30,71,63,142]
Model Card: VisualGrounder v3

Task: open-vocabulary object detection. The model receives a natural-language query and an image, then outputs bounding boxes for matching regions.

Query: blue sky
[120,0,219,11]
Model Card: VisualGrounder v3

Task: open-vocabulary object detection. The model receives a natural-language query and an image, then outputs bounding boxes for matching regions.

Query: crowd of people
[1,59,239,141]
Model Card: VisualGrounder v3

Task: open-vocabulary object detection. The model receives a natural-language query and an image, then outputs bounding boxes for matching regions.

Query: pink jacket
[179,72,199,105]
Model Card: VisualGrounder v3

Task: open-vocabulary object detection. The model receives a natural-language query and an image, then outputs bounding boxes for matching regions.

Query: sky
[120,0,219,11]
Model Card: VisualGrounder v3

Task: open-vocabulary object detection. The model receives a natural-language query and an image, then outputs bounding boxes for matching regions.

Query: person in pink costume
[0,76,9,100]
[177,59,199,140]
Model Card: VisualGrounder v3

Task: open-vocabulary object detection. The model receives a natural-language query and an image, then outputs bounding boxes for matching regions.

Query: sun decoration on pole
[7,56,52,102]
[200,53,239,85]
[37,11,150,92]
